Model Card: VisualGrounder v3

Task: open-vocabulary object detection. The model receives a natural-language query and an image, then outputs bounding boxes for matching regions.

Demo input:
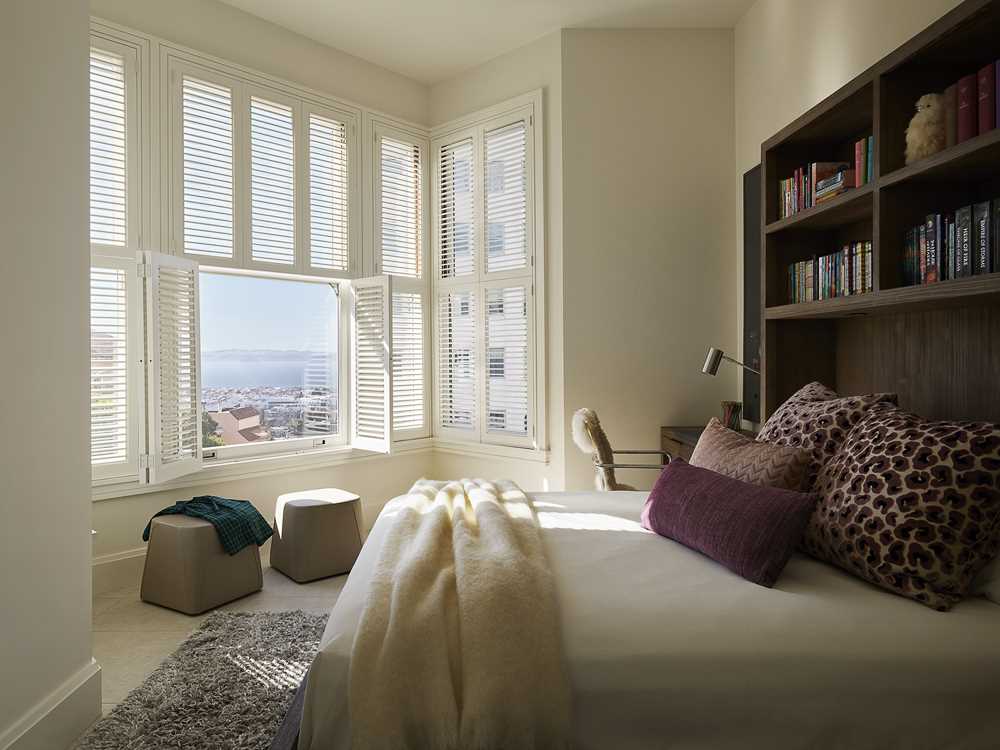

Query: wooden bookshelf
[759,0,1000,422]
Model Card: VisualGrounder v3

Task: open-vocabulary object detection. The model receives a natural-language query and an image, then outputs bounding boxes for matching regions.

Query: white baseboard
[92,547,147,595]
[0,660,101,750]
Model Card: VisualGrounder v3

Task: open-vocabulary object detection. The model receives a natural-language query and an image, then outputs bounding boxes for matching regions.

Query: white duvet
[300,491,1000,750]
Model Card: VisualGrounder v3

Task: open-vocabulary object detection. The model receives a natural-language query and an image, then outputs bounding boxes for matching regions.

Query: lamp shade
[702,347,724,376]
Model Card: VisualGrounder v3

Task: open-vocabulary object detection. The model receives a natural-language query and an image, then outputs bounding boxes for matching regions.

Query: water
[202,360,310,388]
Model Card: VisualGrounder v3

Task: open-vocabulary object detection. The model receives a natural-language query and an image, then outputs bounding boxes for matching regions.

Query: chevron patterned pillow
[690,418,810,492]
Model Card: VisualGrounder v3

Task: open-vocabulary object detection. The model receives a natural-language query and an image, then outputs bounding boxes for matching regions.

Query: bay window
[88,19,542,495]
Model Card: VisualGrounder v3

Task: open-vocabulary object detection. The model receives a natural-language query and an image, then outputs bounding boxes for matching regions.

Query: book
[944,83,958,148]
[855,140,864,188]
[973,201,991,275]
[815,169,852,193]
[994,199,1000,275]
[925,214,941,283]
[956,205,973,277]
[918,222,927,283]
[958,73,978,142]
[943,211,954,281]
[866,135,874,182]
[978,63,996,135]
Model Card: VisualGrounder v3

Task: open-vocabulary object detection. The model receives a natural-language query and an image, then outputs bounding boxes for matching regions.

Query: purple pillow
[641,459,817,587]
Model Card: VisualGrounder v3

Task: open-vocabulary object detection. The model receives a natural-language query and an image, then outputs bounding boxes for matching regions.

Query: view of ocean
[201,360,309,388]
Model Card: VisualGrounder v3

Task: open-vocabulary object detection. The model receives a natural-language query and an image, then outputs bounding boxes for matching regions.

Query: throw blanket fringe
[349,479,571,750]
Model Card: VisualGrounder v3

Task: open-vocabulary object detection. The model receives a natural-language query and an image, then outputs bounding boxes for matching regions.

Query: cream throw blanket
[348,479,571,750]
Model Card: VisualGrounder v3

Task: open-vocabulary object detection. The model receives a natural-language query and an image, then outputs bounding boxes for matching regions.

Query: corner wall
[0,2,99,747]
[733,0,963,371]
[560,29,738,490]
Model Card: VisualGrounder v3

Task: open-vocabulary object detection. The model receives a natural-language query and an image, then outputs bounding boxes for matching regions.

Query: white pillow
[972,555,1000,605]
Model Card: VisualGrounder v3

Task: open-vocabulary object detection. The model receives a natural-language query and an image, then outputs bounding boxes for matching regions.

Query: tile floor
[92,567,346,716]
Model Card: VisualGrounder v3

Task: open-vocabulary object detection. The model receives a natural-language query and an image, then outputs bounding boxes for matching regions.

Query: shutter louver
[309,113,349,271]
[181,76,234,258]
[391,292,424,433]
[250,96,295,265]
[380,137,421,277]
[485,286,529,437]
[438,290,477,431]
[351,277,391,452]
[146,252,202,483]
[485,121,528,273]
[90,267,129,466]
[90,48,127,246]
[439,139,474,279]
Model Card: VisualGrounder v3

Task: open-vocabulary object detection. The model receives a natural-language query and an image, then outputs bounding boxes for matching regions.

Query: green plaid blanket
[142,496,273,555]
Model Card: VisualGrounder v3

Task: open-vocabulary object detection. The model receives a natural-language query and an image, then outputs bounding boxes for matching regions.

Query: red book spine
[978,63,995,134]
[855,140,863,188]
[957,73,978,142]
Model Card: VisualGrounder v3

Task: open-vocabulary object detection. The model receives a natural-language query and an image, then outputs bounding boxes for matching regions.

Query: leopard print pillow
[805,403,1000,611]
[757,382,897,489]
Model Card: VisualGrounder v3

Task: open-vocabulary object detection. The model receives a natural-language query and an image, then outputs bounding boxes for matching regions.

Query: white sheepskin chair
[571,408,637,491]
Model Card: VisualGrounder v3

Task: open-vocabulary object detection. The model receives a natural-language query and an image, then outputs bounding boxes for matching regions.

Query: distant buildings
[207,405,270,443]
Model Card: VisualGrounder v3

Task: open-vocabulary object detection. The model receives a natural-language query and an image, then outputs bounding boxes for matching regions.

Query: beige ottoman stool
[140,515,262,615]
[270,488,363,583]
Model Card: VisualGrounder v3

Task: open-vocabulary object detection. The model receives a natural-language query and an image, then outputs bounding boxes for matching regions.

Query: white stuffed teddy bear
[905,93,945,165]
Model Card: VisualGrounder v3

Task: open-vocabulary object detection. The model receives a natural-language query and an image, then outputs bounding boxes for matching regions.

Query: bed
[299,490,1000,750]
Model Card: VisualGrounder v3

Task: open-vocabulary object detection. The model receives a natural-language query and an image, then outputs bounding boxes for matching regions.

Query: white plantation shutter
[145,252,202,483]
[250,96,295,265]
[90,258,141,480]
[379,136,422,277]
[309,113,350,271]
[438,289,477,432]
[351,277,391,452]
[89,48,128,247]
[484,285,530,441]
[439,138,475,279]
[484,121,528,274]
[181,76,234,259]
[391,291,425,435]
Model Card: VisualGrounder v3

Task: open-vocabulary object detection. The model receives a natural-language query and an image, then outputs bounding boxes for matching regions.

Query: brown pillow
[690,418,810,491]
[757,382,897,489]
[805,403,1000,611]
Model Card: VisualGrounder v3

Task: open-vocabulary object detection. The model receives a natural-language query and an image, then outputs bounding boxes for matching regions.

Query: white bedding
[299,491,1000,750]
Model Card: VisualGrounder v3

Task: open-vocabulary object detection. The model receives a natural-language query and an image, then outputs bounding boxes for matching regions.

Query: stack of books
[943,61,999,146]
[778,147,872,220]
[787,241,873,304]
[903,202,1000,285]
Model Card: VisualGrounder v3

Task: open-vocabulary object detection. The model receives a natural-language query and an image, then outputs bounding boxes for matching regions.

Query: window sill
[92,440,433,502]
[432,439,550,464]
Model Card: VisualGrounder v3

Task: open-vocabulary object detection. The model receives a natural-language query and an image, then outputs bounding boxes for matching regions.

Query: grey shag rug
[75,610,328,750]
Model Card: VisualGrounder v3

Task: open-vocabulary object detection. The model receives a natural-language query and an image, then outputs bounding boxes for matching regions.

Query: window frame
[197,267,350,465]
[430,92,545,452]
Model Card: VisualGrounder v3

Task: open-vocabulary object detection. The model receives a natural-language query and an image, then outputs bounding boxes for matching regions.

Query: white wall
[560,29,738,491]
[429,32,566,491]
[733,0,962,367]
[91,0,429,125]
[0,2,99,748]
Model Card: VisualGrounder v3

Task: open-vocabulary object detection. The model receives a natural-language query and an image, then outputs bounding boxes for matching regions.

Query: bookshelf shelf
[758,0,1000,424]
[764,184,873,235]
[765,273,1000,319]
[879,128,1000,188]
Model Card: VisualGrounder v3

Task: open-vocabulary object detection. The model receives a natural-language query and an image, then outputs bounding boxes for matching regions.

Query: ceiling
[217,0,755,85]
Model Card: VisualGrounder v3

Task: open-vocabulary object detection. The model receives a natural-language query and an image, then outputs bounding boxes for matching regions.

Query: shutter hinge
[529,114,534,127]
[137,263,148,279]
[139,454,150,470]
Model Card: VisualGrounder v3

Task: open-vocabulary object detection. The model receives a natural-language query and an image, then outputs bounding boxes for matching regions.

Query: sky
[199,272,339,352]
